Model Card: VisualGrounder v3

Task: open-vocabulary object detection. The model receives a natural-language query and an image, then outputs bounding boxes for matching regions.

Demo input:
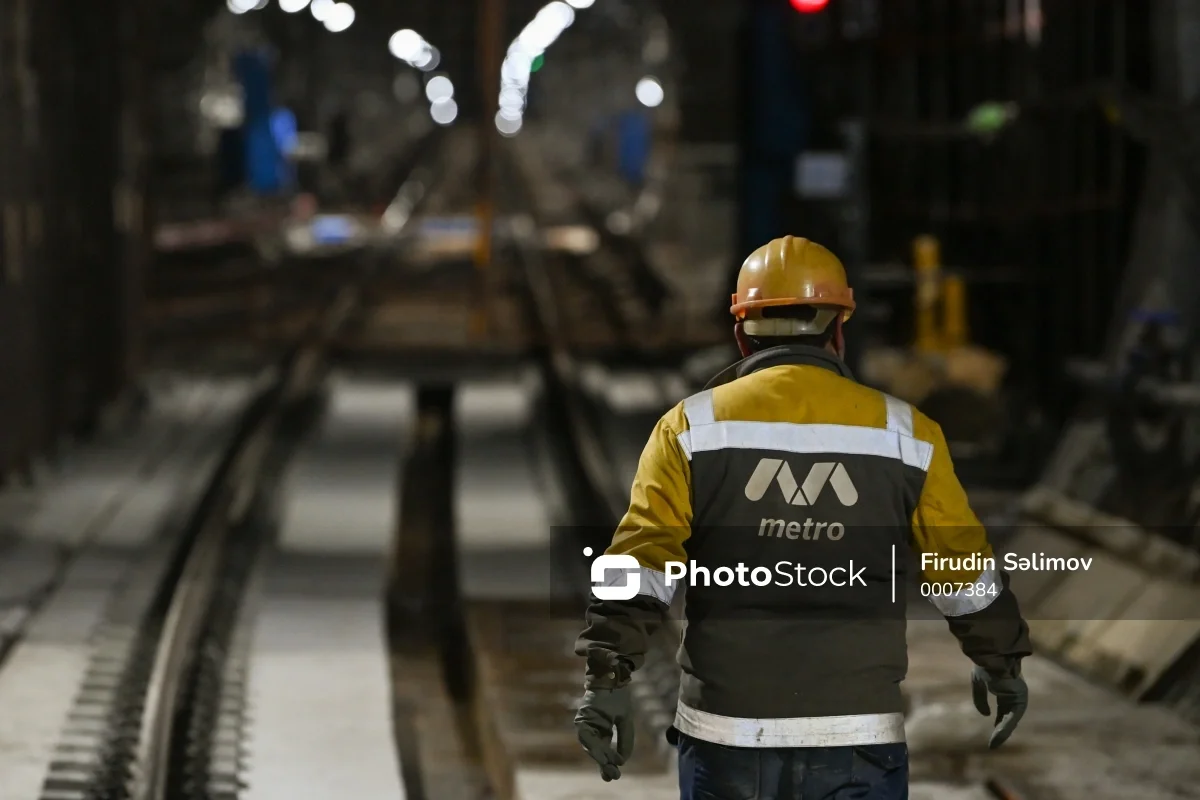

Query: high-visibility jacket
[575,344,1031,748]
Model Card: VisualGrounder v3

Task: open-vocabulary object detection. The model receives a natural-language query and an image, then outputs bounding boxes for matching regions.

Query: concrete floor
[504,613,1200,800]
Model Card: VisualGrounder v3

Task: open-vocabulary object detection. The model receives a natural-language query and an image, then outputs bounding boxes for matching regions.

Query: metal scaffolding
[857,0,1146,414]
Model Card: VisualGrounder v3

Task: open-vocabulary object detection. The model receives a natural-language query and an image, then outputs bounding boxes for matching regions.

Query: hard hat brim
[730,291,856,323]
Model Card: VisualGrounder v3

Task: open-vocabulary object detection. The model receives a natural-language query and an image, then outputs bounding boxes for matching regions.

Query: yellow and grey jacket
[575,344,1031,748]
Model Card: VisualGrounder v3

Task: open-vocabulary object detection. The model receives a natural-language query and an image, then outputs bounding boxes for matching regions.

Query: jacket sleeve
[909,417,1032,677]
[574,403,692,688]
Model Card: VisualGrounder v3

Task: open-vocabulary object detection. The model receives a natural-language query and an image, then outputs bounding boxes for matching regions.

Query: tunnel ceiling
[493,0,739,142]
[146,0,740,175]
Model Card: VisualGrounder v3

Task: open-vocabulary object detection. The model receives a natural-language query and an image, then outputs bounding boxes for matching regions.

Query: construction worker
[574,236,1031,798]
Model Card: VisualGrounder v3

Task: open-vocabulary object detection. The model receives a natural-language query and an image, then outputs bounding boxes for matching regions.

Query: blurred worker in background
[574,236,1031,799]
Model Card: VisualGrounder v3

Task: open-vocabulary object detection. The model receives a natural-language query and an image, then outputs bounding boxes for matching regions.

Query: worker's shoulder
[906,403,946,445]
[658,397,690,433]
[710,364,888,426]
[864,386,944,446]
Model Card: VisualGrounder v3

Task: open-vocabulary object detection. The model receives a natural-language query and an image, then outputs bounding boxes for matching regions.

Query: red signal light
[790,0,829,12]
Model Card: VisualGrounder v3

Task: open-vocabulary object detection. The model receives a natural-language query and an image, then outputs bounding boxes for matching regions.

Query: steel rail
[127,135,439,800]
[503,161,628,526]
[486,140,684,780]
[129,292,346,800]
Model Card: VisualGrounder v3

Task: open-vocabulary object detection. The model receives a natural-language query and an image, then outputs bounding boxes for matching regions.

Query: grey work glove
[574,686,635,781]
[971,665,1028,749]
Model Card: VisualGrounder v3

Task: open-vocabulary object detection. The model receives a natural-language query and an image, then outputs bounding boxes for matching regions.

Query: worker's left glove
[574,686,635,781]
[971,665,1028,749]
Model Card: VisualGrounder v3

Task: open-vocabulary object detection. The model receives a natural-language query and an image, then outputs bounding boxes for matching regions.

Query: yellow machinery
[862,234,1005,405]
[942,274,968,348]
[912,234,941,351]
[912,234,969,352]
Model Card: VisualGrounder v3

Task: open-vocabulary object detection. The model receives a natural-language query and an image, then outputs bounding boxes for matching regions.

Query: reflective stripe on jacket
[575,344,1031,748]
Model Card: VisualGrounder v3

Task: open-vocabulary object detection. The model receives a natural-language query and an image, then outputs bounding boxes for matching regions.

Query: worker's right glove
[574,686,635,781]
[971,665,1028,749]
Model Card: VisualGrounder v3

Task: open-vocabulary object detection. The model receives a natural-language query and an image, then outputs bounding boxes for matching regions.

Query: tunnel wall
[0,0,152,474]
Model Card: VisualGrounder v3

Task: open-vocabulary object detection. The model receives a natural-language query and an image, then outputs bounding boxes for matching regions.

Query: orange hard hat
[731,236,855,335]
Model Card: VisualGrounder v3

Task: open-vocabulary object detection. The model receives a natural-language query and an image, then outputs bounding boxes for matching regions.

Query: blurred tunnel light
[635,76,664,108]
[517,8,571,55]
[495,111,523,137]
[430,98,458,126]
[253,0,269,9]
[501,56,532,86]
[541,1,576,28]
[505,49,533,73]
[200,92,244,127]
[414,46,440,71]
[498,88,524,110]
[323,2,355,31]
[227,0,257,12]
[514,32,550,58]
[499,0,590,123]
[278,0,310,11]
[389,29,425,61]
[425,75,454,103]
[310,0,334,20]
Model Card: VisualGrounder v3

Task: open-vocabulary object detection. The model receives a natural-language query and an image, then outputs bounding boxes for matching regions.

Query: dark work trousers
[676,731,908,800]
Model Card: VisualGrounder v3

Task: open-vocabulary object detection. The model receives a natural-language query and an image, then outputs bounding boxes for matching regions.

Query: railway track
[116,139,444,799]
[0,131,438,800]
[487,141,684,797]
[376,137,687,800]
[35,288,355,800]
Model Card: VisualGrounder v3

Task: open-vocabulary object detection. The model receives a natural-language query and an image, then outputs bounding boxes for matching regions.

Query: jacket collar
[703,345,855,390]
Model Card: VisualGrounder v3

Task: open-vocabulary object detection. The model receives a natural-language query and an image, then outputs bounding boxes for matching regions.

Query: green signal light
[966,101,1019,135]
[531,53,545,72]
